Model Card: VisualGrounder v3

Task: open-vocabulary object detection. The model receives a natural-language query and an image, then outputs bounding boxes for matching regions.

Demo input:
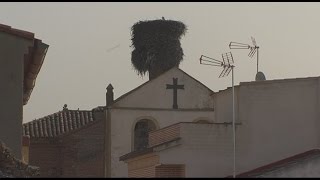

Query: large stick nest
[131,19,187,77]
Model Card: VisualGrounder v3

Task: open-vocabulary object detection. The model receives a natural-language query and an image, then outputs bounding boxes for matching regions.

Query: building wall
[110,67,214,177]
[214,77,320,176]
[112,67,214,109]
[28,120,105,177]
[159,123,234,177]
[213,87,240,123]
[127,153,159,177]
[141,77,320,177]
[0,32,33,158]
[61,120,104,177]
[155,164,185,177]
[126,152,185,178]
[28,140,62,177]
[110,109,214,177]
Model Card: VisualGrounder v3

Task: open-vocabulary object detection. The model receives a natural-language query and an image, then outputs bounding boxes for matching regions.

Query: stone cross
[166,78,184,109]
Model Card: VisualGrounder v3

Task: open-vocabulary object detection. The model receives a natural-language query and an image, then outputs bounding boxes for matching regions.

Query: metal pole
[257,48,259,74]
[232,66,236,178]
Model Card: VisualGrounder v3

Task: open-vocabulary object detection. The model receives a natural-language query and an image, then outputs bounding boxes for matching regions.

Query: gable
[112,67,214,109]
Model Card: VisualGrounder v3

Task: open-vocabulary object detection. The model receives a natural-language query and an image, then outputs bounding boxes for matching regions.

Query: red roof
[228,149,320,178]
[22,109,95,138]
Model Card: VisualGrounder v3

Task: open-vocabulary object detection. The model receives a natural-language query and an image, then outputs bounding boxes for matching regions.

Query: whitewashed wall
[159,123,234,177]
[215,77,320,176]
[0,32,33,158]
[110,67,215,177]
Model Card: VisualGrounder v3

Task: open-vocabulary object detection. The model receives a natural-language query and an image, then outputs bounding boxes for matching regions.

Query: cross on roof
[166,78,184,109]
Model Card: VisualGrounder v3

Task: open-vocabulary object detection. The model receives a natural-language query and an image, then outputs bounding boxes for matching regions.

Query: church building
[23,66,215,177]
[23,66,320,177]
[22,19,320,177]
[120,74,320,177]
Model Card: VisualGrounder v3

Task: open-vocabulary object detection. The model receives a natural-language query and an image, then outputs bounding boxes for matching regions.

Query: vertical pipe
[257,48,259,74]
[104,109,107,177]
[107,108,112,177]
[232,66,236,178]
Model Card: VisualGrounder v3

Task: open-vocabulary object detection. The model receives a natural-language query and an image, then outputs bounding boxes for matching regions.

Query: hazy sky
[1,2,319,122]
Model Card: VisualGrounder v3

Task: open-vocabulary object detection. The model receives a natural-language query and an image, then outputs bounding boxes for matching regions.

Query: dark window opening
[134,119,156,151]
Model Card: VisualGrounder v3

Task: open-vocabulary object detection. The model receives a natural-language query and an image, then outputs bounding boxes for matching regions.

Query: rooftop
[232,149,320,178]
[22,108,95,138]
[0,23,49,105]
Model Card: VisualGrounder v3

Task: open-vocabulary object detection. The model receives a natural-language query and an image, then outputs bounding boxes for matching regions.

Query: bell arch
[131,116,159,151]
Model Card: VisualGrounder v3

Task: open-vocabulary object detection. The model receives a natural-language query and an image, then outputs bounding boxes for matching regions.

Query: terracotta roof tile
[229,149,320,178]
[23,109,95,138]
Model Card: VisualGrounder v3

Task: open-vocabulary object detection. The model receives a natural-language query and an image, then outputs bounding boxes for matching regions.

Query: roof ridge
[235,149,320,177]
[24,109,92,125]
[22,109,96,138]
[240,76,320,86]
[0,23,34,40]
[111,66,213,106]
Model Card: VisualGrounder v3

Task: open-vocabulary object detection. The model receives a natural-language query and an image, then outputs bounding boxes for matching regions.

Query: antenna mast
[229,37,260,73]
[200,52,237,178]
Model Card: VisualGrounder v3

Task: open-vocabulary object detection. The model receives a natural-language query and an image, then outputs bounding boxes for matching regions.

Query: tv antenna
[200,52,237,178]
[229,37,260,73]
[199,52,234,78]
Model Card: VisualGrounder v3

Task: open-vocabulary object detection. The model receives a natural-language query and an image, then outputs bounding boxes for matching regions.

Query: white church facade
[24,66,320,177]
[105,67,215,177]
[116,68,320,177]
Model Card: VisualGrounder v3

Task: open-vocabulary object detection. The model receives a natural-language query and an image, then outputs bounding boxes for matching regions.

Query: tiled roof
[22,109,95,138]
[23,39,49,105]
[92,106,106,111]
[230,149,320,178]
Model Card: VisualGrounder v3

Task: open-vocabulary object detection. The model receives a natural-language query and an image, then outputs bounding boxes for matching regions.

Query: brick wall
[130,165,155,177]
[28,140,62,177]
[149,123,180,147]
[155,164,185,177]
[127,153,159,177]
[61,120,105,177]
[28,119,105,177]
[126,153,185,178]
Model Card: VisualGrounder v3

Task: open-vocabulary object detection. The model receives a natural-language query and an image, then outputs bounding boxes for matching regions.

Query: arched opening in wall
[133,119,157,151]
[194,119,210,123]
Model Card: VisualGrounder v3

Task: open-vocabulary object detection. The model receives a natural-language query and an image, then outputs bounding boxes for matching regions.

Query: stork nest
[130,18,187,77]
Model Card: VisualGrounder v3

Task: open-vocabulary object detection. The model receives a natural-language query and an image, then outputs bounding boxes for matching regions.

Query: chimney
[22,135,30,164]
[106,84,114,107]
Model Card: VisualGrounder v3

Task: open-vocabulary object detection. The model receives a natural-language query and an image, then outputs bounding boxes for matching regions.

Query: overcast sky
[1,2,319,122]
